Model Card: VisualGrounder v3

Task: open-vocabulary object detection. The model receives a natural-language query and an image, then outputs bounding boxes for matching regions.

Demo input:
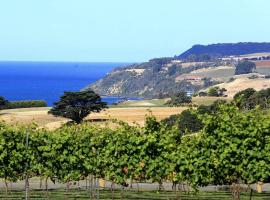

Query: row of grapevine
[1,104,270,199]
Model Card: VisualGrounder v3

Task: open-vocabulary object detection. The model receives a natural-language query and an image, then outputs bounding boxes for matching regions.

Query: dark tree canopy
[178,42,270,59]
[197,99,227,115]
[235,61,256,75]
[162,109,203,135]
[233,88,270,110]
[207,87,219,97]
[177,110,203,134]
[0,96,8,110]
[207,87,227,97]
[186,54,212,62]
[166,91,192,106]
[233,88,256,109]
[49,90,107,123]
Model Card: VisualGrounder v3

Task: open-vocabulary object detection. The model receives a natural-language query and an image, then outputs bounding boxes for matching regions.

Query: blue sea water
[0,61,130,106]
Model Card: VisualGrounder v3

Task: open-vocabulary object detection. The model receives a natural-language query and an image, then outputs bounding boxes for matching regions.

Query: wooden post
[25,130,29,200]
[99,178,106,188]
[257,182,263,193]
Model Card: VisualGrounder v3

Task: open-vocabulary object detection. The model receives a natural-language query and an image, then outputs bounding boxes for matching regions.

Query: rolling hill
[178,42,270,58]
[85,43,270,98]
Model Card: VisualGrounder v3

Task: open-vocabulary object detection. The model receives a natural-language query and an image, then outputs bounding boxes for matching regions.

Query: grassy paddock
[192,96,232,106]
[112,99,168,107]
[0,189,269,199]
[113,97,233,108]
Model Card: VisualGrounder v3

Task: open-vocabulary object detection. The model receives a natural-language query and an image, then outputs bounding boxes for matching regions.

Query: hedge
[3,100,47,109]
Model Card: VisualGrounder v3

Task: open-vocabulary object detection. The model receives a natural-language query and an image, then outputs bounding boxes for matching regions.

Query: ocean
[0,61,130,106]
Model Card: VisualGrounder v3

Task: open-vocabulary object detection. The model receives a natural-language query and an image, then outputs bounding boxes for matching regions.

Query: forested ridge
[178,42,270,58]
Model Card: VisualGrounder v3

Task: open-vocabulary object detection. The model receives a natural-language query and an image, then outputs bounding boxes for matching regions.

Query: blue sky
[0,0,269,62]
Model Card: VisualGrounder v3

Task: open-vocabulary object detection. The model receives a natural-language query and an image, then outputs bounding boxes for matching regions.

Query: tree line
[0,96,47,109]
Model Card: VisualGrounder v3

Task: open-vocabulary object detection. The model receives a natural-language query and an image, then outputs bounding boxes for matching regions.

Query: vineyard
[1,104,270,199]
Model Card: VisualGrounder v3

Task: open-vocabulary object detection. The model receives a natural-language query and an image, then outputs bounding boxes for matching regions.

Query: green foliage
[4,100,47,109]
[0,123,38,182]
[197,99,227,115]
[166,91,192,106]
[186,54,212,62]
[0,96,8,109]
[87,58,213,98]
[149,57,173,65]
[235,61,256,75]
[233,88,257,109]
[198,91,208,97]
[0,97,46,110]
[207,87,219,97]
[161,109,203,135]
[178,42,270,59]
[1,104,270,199]
[207,87,226,97]
[168,64,178,76]
[49,90,107,123]
[200,105,270,185]
[233,88,270,110]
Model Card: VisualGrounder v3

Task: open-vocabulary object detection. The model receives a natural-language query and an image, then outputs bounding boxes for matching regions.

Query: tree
[197,99,227,115]
[168,64,182,76]
[166,91,192,106]
[235,61,256,75]
[233,88,270,110]
[0,96,8,109]
[207,87,219,97]
[207,87,226,97]
[233,88,256,109]
[49,90,107,123]
[162,109,203,135]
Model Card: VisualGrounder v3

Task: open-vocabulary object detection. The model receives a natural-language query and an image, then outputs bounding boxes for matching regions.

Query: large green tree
[162,109,203,135]
[49,90,107,123]
[233,88,256,109]
[167,91,192,106]
[235,61,256,75]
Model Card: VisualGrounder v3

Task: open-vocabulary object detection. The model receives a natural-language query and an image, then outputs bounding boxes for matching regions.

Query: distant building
[186,90,194,97]
[185,75,202,82]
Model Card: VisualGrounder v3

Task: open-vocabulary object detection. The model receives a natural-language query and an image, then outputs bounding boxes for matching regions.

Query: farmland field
[190,66,235,82]
[255,60,270,75]
[0,97,234,128]
[0,106,185,128]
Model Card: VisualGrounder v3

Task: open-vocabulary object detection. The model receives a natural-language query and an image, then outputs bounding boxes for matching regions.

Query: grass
[0,96,232,128]
[111,99,168,107]
[88,107,186,126]
[191,67,235,82]
[257,68,270,75]
[113,97,233,108]
[192,97,232,106]
[1,189,269,199]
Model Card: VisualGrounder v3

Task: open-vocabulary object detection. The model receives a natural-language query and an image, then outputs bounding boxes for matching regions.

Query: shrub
[166,91,192,106]
[207,87,227,97]
[198,91,208,97]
